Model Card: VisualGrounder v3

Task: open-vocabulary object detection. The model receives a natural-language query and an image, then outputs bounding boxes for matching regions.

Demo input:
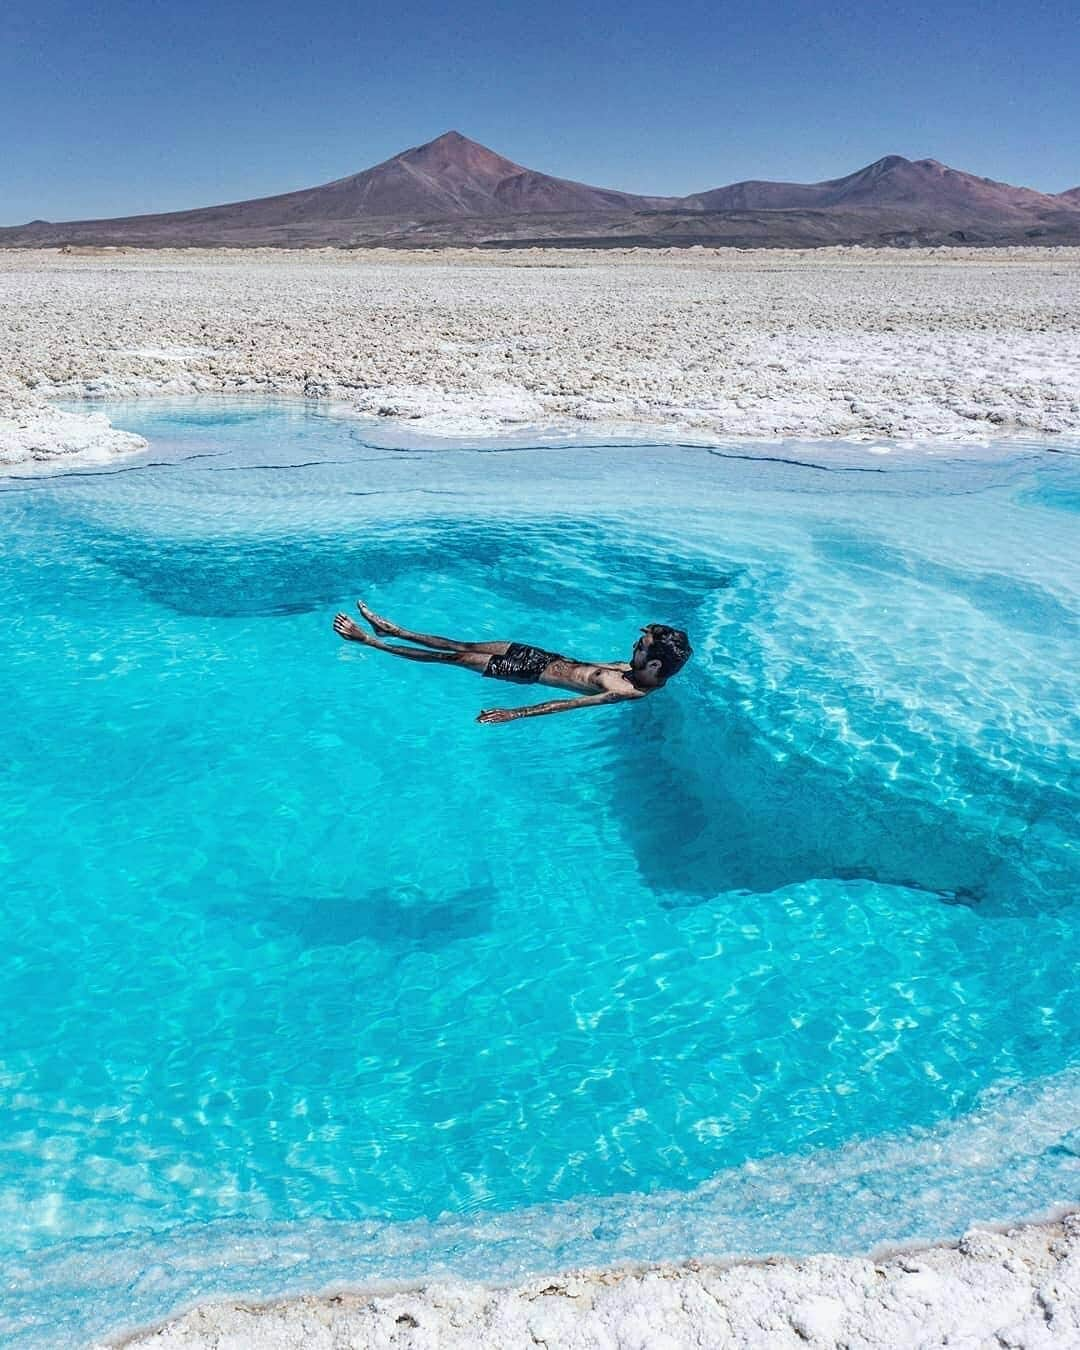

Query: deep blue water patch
[1,402,1078,1347]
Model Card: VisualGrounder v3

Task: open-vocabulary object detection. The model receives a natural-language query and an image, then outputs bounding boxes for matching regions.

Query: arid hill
[687,155,1064,218]
[2,131,1078,249]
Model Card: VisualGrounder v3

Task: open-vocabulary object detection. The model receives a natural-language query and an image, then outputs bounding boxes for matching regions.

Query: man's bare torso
[538,657,643,699]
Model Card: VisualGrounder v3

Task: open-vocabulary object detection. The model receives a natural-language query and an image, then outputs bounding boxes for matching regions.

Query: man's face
[630,628,654,671]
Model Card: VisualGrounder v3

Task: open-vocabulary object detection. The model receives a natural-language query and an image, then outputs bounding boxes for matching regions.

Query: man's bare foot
[356,600,397,637]
[334,613,370,643]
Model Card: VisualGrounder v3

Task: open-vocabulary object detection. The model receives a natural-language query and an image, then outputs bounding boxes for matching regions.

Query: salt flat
[2,245,1079,464]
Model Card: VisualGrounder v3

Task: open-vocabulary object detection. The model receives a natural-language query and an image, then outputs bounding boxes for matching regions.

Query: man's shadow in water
[209,881,497,954]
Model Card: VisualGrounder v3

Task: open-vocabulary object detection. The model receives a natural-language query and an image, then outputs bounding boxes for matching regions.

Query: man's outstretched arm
[477,691,637,725]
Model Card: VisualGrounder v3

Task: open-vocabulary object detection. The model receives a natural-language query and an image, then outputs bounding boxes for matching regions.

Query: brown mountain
[0,131,674,244]
[2,133,1078,249]
[179,130,677,221]
[685,155,1072,225]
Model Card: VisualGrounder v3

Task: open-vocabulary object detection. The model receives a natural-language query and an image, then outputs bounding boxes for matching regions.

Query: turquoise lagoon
[1,402,1078,1346]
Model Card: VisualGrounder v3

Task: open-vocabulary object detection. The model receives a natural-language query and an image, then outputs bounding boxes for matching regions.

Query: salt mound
[0,396,146,469]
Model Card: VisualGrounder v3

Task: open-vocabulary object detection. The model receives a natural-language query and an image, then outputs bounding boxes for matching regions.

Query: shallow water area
[2,402,1078,1347]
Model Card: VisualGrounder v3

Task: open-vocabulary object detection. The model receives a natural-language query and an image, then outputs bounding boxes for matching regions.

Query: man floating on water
[333,602,692,724]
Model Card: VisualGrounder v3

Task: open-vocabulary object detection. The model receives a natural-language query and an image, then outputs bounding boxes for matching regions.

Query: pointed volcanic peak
[308,130,537,217]
[0,131,677,245]
[313,129,675,216]
[684,155,1075,221]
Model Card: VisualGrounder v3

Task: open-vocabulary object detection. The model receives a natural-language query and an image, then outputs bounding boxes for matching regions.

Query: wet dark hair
[645,625,693,680]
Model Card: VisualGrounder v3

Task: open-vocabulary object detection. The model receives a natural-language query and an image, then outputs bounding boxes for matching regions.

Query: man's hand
[477,692,634,725]
[477,708,518,725]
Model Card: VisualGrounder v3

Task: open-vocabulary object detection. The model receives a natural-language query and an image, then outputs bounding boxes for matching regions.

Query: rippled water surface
[2,404,1078,1346]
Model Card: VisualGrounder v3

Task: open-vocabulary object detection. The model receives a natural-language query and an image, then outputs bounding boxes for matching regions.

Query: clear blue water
[2,402,1078,1346]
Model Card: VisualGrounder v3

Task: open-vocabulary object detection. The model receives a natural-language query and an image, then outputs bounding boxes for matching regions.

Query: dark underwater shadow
[84,515,736,621]
[210,880,497,953]
[610,686,1041,917]
[598,534,1077,918]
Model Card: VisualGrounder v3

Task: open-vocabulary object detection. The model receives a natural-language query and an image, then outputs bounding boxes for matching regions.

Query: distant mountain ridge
[3,131,1078,249]
[684,154,1065,217]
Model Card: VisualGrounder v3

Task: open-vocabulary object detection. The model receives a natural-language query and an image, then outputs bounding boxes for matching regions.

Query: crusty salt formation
[112,1213,1080,1350]
[2,245,1078,452]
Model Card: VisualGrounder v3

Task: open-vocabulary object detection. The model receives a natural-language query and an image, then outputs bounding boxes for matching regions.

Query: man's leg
[356,600,510,656]
[334,614,491,671]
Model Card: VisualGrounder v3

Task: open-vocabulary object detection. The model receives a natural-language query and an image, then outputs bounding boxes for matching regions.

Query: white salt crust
[0,384,146,467]
[112,1213,1080,1350]
[1,245,1079,467]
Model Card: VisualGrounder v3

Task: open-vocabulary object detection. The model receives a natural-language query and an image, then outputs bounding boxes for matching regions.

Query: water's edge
[106,1206,1080,1350]
[2,391,1078,482]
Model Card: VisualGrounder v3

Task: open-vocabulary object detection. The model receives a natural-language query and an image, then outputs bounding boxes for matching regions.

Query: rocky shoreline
[109,1213,1080,1349]
[2,245,1079,467]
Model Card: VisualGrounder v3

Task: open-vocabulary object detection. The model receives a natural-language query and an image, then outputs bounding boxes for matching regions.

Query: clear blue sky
[3,0,1077,224]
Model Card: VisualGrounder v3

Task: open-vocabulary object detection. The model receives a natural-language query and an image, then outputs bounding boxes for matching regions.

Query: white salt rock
[959,1228,1012,1260]
[896,1269,948,1302]
[789,1293,846,1341]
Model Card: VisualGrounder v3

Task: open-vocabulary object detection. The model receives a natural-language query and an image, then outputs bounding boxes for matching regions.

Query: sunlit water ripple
[1,402,1077,1346]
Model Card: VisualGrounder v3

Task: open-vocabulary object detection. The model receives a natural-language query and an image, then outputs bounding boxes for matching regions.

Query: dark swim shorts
[482,642,561,684]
